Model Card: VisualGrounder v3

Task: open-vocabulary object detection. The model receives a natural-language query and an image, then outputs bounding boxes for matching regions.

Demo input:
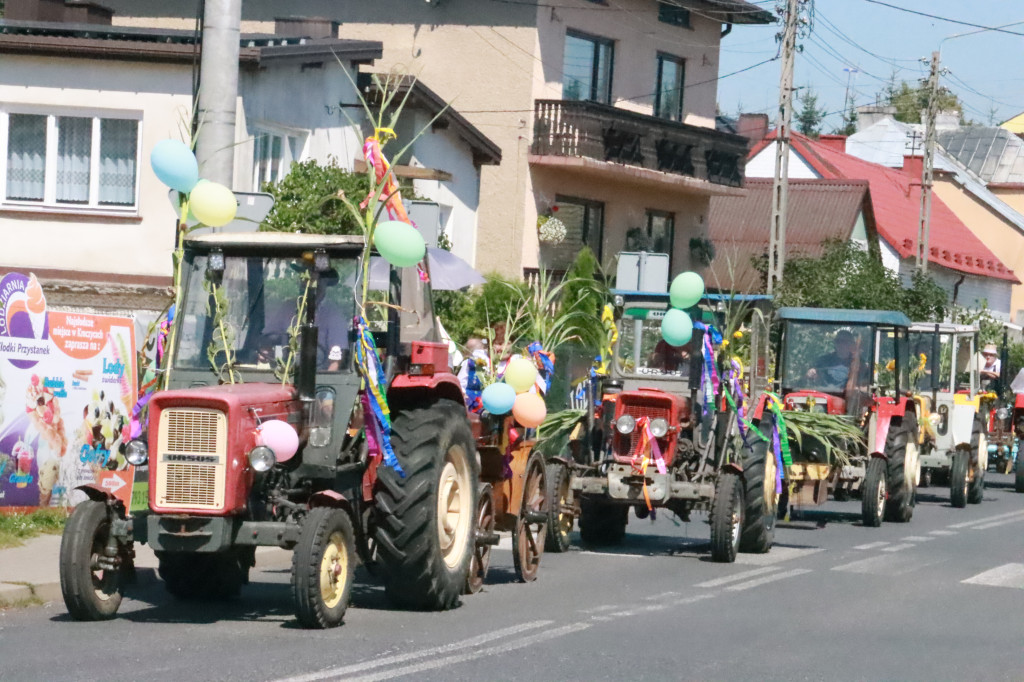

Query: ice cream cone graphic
[25,273,46,339]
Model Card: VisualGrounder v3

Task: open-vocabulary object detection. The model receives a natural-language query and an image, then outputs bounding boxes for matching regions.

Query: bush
[260,158,370,235]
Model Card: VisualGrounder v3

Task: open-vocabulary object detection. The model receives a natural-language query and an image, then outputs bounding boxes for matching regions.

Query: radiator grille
[162,463,217,506]
[615,398,672,456]
[164,409,221,453]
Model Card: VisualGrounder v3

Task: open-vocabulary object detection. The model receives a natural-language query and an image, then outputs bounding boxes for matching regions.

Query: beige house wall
[0,55,194,280]
[933,177,1024,318]
[991,187,1024,216]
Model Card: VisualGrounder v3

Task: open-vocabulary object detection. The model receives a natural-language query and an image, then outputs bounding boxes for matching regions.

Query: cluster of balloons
[374,220,427,268]
[150,139,238,228]
[479,356,548,428]
[660,271,705,347]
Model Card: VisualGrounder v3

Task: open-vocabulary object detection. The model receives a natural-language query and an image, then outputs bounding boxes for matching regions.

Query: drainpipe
[721,19,733,38]
[195,0,241,188]
[951,273,966,314]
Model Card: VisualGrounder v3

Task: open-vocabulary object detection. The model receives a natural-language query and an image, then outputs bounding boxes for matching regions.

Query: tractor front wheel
[292,507,355,629]
[544,461,573,553]
[710,471,744,563]
[968,427,985,505]
[59,499,124,621]
[884,417,917,523]
[861,457,887,527]
[374,399,479,610]
[739,431,776,554]
[465,483,495,595]
[950,450,969,508]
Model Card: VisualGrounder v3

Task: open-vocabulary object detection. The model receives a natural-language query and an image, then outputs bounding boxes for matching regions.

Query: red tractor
[59,233,481,628]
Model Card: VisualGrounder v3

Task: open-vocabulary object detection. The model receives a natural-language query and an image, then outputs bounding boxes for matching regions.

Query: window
[562,31,614,104]
[252,127,306,191]
[655,54,685,121]
[541,197,604,271]
[658,2,691,28]
[2,111,140,210]
[646,210,675,258]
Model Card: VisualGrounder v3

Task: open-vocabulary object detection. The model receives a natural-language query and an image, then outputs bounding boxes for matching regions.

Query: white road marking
[735,545,825,565]
[643,591,681,600]
[973,516,1024,531]
[901,536,934,542]
[881,543,915,552]
[347,622,593,682]
[832,554,946,575]
[603,593,717,617]
[853,541,890,550]
[580,604,620,614]
[947,510,1024,529]
[928,530,957,536]
[725,568,811,591]
[273,621,553,682]
[694,566,780,588]
[962,563,1024,589]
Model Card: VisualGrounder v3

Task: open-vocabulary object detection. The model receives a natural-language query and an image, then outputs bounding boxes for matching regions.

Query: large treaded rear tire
[884,416,916,523]
[544,461,573,553]
[374,399,479,611]
[710,471,744,563]
[59,499,123,621]
[968,426,985,504]
[578,498,627,546]
[739,430,776,554]
[292,507,355,629]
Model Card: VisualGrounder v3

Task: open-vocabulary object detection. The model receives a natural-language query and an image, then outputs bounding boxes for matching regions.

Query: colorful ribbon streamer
[693,322,721,416]
[527,341,555,394]
[355,315,404,476]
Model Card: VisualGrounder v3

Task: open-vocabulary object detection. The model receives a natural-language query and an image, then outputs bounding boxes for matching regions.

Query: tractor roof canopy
[909,322,977,335]
[776,307,911,328]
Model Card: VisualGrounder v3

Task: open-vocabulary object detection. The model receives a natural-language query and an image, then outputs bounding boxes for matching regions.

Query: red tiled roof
[749,132,1019,283]
[708,179,873,293]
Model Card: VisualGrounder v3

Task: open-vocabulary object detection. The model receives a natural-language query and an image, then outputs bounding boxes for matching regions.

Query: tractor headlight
[650,418,669,438]
[248,445,277,472]
[997,407,1010,421]
[125,440,148,466]
[616,415,636,435]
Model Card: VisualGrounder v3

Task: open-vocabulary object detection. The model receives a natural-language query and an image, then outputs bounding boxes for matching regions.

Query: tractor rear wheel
[950,450,969,508]
[544,461,573,553]
[884,417,917,523]
[513,451,548,582]
[292,507,355,629]
[861,457,887,527]
[710,471,744,563]
[374,399,479,611]
[59,500,123,621]
[579,498,627,546]
[968,426,985,505]
[738,431,776,554]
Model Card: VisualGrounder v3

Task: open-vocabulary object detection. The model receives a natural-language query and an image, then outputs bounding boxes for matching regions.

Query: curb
[0,568,161,611]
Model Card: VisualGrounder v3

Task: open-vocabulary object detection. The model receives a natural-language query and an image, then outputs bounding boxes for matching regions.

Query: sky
[716,0,1024,129]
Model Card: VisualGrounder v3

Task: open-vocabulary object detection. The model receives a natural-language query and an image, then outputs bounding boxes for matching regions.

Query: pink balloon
[512,393,547,429]
[257,419,300,462]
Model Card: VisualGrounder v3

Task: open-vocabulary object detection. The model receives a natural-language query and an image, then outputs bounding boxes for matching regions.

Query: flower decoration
[538,214,567,244]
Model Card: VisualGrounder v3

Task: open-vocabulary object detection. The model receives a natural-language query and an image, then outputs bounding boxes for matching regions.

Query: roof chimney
[856,104,897,132]
[4,0,66,22]
[274,16,340,39]
[737,113,769,146]
[902,155,923,178]
[817,134,847,153]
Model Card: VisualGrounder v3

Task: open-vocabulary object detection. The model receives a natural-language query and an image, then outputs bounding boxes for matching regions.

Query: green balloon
[661,308,693,347]
[670,271,705,309]
[374,220,426,268]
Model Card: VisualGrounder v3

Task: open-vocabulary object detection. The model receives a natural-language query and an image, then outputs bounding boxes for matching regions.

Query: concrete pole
[767,0,800,294]
[195,0,241,188]
[917,51,940,273]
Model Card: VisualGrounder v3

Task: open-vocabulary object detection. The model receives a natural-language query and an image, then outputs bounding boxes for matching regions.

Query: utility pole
[195,0,242,189]
[767,0,801,294]
[916,50,940,273]
[842,66,858,130]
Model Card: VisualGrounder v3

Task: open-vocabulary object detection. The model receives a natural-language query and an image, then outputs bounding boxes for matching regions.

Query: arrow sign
[101,475,126,494]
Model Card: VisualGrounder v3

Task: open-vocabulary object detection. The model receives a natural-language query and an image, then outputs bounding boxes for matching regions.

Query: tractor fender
[388,374,465,410]
[308,490,352,513]
[869,452,888,462]
[74,483,122,506]
[721,462,744,476]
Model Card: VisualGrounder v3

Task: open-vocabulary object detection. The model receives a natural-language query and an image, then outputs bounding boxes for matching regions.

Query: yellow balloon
[504,356,538,393]
[189,179,237,227]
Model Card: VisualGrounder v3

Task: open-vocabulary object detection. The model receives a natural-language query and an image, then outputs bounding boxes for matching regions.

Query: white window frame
[250,121,309,192]
[0,105,143,216]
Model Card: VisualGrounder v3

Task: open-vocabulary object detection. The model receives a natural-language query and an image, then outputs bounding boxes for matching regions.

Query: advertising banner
[0,273,137,510]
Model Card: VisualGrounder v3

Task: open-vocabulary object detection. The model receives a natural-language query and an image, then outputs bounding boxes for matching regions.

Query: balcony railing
[531,99,748,188]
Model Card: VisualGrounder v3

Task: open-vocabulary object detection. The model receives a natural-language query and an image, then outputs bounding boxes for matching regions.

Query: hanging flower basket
[538,216,567,245]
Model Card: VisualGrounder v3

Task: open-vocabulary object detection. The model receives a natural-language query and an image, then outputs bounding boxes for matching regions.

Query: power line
[814,10,917,69]
[861,0,1024,37]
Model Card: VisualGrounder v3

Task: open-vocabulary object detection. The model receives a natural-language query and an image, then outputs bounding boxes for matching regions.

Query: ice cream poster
[0,273,137,510]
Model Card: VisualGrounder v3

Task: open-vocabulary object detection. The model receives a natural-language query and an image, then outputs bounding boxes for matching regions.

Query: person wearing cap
[980,343,1001,387]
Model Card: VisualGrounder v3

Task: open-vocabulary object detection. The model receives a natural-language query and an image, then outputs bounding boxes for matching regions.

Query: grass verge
[0,509,69,549]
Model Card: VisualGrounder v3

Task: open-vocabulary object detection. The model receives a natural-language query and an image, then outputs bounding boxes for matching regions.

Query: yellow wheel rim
[319,531,349,609]
[438,445,473,570]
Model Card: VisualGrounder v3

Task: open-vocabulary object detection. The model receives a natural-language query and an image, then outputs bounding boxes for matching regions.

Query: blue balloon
[481,382,516,415]
[150,139,199,193]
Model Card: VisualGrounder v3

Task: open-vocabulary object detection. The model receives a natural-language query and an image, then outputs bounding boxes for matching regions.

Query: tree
[796,87,827,138]
[259,158,370,235]
[763,239,948,321]
[879,80,964,125]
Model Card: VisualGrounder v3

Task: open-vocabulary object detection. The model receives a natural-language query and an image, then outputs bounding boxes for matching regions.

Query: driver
[806,329,857,390]
[648,338,690,372]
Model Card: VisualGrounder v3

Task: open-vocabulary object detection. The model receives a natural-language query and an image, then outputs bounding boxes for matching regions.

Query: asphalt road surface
[3,473,1024,682]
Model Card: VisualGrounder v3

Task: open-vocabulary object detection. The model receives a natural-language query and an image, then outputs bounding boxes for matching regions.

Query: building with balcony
[104,0,774,278]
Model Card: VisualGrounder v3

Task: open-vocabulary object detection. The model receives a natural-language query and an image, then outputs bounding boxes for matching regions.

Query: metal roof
[909,322,977,334]
[776,307,911,327]
[938,126,1024,184]
[708,178,873,293]
[687,0,777,24]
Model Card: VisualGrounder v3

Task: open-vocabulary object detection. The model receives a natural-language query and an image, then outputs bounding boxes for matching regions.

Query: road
[3,474,1024,682]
